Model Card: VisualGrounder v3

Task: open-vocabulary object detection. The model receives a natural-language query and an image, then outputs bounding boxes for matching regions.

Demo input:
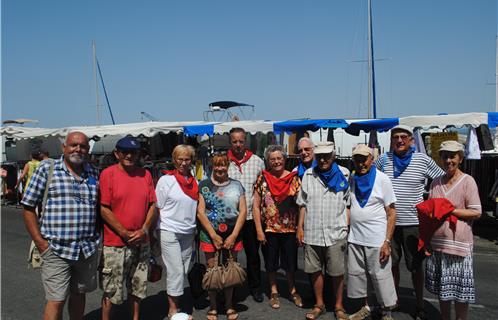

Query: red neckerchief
[261,170,297,204]
[416,198,457,253]
[162,169,199,200]
[227,149,253,173]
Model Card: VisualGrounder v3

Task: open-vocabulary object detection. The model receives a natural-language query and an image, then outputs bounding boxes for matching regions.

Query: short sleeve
[296,174,308,207]
[145,170,157,203]
[381,174,397,206]
[99,168,112,206]
[236,180,245,196]
[464,175,482,213]
[155,176,171,209]
[254,174,264,196]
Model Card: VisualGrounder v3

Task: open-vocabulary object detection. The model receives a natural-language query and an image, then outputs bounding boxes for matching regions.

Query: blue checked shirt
[21,157,100,261]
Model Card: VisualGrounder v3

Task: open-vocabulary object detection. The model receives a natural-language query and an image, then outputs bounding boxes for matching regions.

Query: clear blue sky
[2,0,497,127]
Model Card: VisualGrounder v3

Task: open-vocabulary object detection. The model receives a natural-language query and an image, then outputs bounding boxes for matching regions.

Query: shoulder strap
[38,159,55,219]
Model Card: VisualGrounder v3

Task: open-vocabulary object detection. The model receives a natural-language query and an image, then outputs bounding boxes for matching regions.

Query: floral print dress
[254,174,301,233]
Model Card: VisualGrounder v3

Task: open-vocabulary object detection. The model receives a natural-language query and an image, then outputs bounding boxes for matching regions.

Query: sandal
[206,309,218,320]
[290,292,303,308]
[269,293,280,309]
[306,304,326,320]
[334,307,348,320]
[226,308,239,320]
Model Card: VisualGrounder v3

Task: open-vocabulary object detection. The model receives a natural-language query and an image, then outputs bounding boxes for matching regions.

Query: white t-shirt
[155,175,197,234]
[348,170,396,247]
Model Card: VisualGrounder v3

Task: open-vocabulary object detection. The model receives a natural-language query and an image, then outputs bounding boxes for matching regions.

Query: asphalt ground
[2,205,498,320]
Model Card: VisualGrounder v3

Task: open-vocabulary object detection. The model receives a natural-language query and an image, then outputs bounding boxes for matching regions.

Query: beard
[68,153,85,165]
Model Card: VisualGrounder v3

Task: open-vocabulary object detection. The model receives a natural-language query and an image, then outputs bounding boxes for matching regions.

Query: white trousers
[159,230,195,296]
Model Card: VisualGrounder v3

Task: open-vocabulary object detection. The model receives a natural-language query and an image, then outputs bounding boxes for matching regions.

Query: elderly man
[375,125,444,319]
[348,144,397,320]
[296,141,350,320]
[227,127,266,302]
[294,137,317,179]
[99,137,157,320]
[21,131,100,320]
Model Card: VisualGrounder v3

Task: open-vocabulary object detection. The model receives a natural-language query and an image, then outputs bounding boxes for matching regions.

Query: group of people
[20,125,481,320]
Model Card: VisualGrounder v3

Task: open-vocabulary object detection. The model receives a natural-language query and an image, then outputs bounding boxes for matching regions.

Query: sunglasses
[391,134,410,141]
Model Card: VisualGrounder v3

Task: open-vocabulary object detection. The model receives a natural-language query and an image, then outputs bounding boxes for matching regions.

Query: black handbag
[188,239,206,299]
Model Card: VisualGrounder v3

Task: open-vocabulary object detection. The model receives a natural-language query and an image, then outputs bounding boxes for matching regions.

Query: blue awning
[183,124,214,136]
[488,112,498,128]
[345,118,399,135]
[273,119,348,134]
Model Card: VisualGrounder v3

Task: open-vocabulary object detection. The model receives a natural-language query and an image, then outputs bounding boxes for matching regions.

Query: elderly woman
[253,145,302,309]
[425,141,481,320]
[155,145,198,319]
[197,153,247,320]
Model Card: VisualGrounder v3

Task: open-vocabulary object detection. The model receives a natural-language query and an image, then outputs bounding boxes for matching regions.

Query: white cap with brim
[391,125,413,136]
[352,144,372,157]
[439,140,464,152]
[314,141,335,154]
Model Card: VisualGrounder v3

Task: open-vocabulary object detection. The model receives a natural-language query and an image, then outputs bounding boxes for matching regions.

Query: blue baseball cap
[116,137,140,150]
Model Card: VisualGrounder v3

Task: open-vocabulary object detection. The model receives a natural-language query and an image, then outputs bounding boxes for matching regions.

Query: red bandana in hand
[262,170,297,204]
[416,198,457,253]
[162,169,199,200]
[227,149,253,173]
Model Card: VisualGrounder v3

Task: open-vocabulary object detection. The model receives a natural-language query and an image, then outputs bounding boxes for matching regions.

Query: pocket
[40,246,51,257]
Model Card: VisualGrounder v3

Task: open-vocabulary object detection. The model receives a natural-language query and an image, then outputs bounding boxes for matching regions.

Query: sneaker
[349,306,371,320]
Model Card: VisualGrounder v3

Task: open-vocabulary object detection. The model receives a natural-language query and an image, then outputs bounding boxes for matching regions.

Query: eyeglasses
[391,134,410,141]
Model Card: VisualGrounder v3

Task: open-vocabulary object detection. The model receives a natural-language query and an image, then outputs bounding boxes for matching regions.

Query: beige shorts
[41,248,98,302]
[99,244,150,304]
[347,243,397,308]
[304,239,347,277]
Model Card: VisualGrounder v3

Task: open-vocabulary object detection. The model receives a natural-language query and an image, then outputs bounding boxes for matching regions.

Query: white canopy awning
[399,112,487,129]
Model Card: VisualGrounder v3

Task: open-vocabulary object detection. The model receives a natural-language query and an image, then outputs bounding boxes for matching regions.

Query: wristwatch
[384,239,391,245]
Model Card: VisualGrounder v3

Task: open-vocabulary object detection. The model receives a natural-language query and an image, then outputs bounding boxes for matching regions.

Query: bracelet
[384,239,391,245]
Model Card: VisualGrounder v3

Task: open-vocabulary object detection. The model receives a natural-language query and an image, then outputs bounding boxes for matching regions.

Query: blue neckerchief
[297,159,317,178]
[353,167,377,208]
[314,162,349,192]
[392,145,415,178]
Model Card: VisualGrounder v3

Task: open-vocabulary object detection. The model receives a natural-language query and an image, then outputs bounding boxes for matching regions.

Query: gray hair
[264,144,287,162]
[297,137,314,148]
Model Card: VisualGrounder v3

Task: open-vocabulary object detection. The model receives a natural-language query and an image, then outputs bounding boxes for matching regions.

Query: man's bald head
[63,131,90,168]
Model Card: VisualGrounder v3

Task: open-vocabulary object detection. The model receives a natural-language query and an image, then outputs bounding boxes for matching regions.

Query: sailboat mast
[93,41,101,125]
[367,0,377,119]
[495,35,498,112]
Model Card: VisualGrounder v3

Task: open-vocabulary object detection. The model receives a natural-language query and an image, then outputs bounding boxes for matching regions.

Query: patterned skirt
[425,251,475,303]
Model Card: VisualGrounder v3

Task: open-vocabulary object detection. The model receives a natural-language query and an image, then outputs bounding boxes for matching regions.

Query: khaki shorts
[41,248,98,302]
[304,239,347,277]
[99,244,150,304]
[347,243,397,308]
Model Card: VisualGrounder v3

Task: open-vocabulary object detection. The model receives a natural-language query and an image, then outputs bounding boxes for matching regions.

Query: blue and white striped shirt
[375,152,444,226]
[21,157,100,260]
